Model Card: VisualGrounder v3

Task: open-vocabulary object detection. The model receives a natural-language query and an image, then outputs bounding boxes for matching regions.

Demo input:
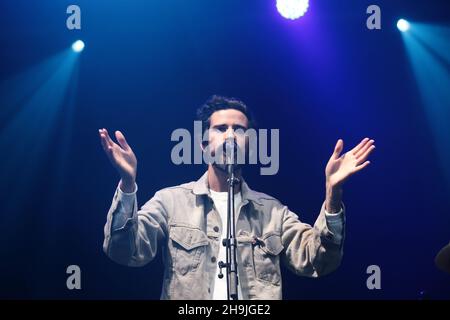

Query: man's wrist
[325,183,343,213]
[120,178,136,193]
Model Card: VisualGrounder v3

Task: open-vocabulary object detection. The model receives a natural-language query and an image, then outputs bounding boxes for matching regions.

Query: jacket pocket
[253,232,284,285]
[169,224,209,276]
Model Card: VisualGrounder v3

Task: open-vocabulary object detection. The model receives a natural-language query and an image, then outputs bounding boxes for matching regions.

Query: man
[99,95,375,299]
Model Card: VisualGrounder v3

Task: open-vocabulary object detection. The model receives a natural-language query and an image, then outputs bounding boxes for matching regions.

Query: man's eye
[215,126,227,132]
[231,127,246,135]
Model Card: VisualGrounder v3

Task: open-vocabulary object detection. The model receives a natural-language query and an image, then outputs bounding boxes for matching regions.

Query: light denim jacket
[103,172,345,300]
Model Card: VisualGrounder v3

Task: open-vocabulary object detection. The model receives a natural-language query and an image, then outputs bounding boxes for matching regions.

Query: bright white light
[276,0,309,20]
[72,40,85,53]
[397,19,410,32]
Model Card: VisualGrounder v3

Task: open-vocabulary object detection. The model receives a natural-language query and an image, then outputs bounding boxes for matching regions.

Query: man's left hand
[324,138,376,212]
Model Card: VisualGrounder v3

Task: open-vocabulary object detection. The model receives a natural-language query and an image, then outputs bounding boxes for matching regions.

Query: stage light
[276,0,309,20]
[397,19,410,32]
[72,40,85,53]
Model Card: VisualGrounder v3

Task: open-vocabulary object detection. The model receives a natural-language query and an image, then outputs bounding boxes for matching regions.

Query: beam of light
[409,23,450,65]
[397,19,410,32]
[72,40,85,53]
[400,22,450,187]
[0,47,80,220]
[276,0,309,20]
[0,50,69,126]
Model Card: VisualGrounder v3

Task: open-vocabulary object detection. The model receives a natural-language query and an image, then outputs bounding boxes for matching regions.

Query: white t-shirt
[209,189,244,300]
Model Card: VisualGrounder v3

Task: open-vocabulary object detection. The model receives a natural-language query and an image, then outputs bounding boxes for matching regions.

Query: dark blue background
[0,0,449,299]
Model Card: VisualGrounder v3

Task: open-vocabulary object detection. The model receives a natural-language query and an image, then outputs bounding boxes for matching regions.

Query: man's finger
[351,137,370,155]
[115,130,130,151]
[100,134,107,151]
[355,140,375,159]
[354,160,371,173]
[99,130,111,150]
[102,128,116,147]
[332,139,344,159]
[356,145,375,164]
[101,137,114,157]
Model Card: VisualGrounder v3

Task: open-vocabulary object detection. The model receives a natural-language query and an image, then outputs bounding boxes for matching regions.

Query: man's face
[203,109,249,166]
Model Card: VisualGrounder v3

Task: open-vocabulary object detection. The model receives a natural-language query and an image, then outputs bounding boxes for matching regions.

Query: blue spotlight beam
[411,24,450,65]
[0,48,79,217]
[401,23,450,187]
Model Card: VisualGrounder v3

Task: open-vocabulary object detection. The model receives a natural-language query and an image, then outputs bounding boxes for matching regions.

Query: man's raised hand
[99,128,137,193]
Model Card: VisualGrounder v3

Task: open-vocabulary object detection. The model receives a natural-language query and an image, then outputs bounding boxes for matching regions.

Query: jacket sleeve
[281,201,345,277]
[103,183,169,267]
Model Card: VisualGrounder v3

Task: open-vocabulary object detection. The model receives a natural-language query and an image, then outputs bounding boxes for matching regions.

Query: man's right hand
[99,128,137,193]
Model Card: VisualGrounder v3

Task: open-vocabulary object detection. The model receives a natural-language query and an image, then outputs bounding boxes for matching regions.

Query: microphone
[224,133,237,166]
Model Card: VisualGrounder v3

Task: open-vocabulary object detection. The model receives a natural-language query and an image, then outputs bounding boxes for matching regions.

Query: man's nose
[225,127,236,139]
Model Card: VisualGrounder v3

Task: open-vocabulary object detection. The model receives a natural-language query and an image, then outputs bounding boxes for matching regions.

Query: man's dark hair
[196,95,255,134]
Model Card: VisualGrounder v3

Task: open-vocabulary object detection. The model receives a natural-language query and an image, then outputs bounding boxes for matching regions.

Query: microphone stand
[218,137,240,300]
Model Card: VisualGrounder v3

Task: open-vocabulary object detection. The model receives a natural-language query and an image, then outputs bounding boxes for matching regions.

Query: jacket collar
[192,171,263,206]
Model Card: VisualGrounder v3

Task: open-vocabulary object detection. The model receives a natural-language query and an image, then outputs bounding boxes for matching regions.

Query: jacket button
[213,226,219,232]
[211,256,217,263]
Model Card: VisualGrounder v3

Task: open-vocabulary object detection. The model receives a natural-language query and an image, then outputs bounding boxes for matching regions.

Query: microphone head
[224,136,237,165]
